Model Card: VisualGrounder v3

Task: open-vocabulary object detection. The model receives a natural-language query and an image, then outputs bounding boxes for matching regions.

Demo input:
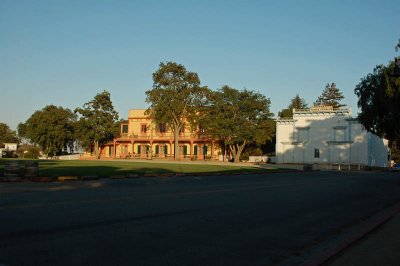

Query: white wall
[4,143,17,151]
[369,132,389,167]
[276,121,295,163]
[276,109,388,167]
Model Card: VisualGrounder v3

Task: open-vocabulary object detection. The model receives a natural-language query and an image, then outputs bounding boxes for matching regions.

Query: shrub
[17,145,40,159]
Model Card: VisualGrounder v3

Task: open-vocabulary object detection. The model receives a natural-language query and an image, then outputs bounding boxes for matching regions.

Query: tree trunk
[224,145,227,162]
[174,126,180,160]
[230,141,247,163]
[229,144,237,163]
[94,140,100,159]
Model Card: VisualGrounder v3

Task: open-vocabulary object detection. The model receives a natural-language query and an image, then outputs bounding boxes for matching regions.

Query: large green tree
[202,86,274,163]
[278,94,308,118]
[18,105,76,157]
[145,62,208,160]
[314,83,345,108]
[355,62,400,142]
[75,90,119,158]
[0,123,19,147]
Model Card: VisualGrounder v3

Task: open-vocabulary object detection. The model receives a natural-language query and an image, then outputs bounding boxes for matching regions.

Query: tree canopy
[145,62,208,160]
[18,105,76,157]
[355,39,400,161]
[75,90,119,158]
[278,94,308,118]
[0,123,19,147]
[314,83,345,108]
[201,86,274,163]
[355,61,400,142]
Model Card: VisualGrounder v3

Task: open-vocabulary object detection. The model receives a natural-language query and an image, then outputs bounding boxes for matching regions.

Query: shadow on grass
[0,159,277,179]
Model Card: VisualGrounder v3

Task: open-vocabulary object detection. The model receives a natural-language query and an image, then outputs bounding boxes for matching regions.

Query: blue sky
[1,0,399,130]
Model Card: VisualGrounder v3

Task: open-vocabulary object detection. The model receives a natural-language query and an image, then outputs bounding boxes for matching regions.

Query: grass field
[0,159,275,178]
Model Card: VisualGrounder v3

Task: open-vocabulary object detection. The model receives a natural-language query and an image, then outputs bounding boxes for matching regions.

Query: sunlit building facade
[100,109,221,160]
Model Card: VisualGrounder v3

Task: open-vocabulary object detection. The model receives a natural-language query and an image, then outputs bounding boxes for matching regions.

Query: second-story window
[334,128,346,141]
[297,128,309,142]
[199,124,205,135]
[122,124,128,134]
[159,123,166,133]
[141,124,147,134]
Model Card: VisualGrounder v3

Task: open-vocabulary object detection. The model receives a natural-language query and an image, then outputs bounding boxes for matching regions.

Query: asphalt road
[1,171,400,265]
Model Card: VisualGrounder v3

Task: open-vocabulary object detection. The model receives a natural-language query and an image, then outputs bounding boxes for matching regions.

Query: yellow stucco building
[100,109,220,160]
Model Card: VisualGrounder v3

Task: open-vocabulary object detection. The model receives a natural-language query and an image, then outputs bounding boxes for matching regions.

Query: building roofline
[276,118,296,124]
[293,107,351,116]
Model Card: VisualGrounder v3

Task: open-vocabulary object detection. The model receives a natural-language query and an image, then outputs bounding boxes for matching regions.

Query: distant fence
[39,154,81,160]
[304,163,387,171]
[248,156,269,163]
[58,154,80,160]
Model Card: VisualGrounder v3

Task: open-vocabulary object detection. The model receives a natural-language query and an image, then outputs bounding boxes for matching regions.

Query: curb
[58,176,79,181]
[304,201,400,266]
[0,176,23,182]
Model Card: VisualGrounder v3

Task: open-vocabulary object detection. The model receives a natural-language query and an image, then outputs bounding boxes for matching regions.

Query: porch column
[140,144,146,158]
[113,141,116,159]
[190,140,194,159]
[160,144,165,158]
[131,140,135,155]
[179,145,184,159]
[198,144,204,160]
[211,141,214,160]
[149,140,153,159]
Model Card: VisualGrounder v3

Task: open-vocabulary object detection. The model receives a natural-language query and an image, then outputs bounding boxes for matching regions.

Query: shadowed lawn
[0,159,281,178]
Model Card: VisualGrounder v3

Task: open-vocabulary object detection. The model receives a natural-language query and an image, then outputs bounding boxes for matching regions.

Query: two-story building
[0,143,18,158]
[100,109,220,160]
[276,106,389,168]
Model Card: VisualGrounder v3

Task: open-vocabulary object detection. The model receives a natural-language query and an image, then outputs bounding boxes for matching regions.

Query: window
[158,123,167,133]
[141,124,147,134]
[180,145,188,156]
[199,124,205,135]
[297,128,309,142]
[164,145,168,155]
[314,148,320,158]
[203,145,208,155]
[334,128,346,141]
[122,124,128,134]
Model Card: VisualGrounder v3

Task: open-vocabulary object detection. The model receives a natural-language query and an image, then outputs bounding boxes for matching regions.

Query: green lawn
[0,159,273,178]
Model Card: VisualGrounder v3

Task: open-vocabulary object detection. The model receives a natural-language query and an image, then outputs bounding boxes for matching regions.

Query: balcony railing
[118,131,208,140]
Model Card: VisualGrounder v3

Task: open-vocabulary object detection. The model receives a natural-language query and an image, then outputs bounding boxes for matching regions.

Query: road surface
[1,171,399,265]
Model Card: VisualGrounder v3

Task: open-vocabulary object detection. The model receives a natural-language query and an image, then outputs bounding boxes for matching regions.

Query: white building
[0,143,18,158]
[4,143,18,151]
[276,106,389,168]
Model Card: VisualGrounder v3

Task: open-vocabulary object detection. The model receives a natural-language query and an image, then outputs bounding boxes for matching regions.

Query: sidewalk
[325,212,400,265]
